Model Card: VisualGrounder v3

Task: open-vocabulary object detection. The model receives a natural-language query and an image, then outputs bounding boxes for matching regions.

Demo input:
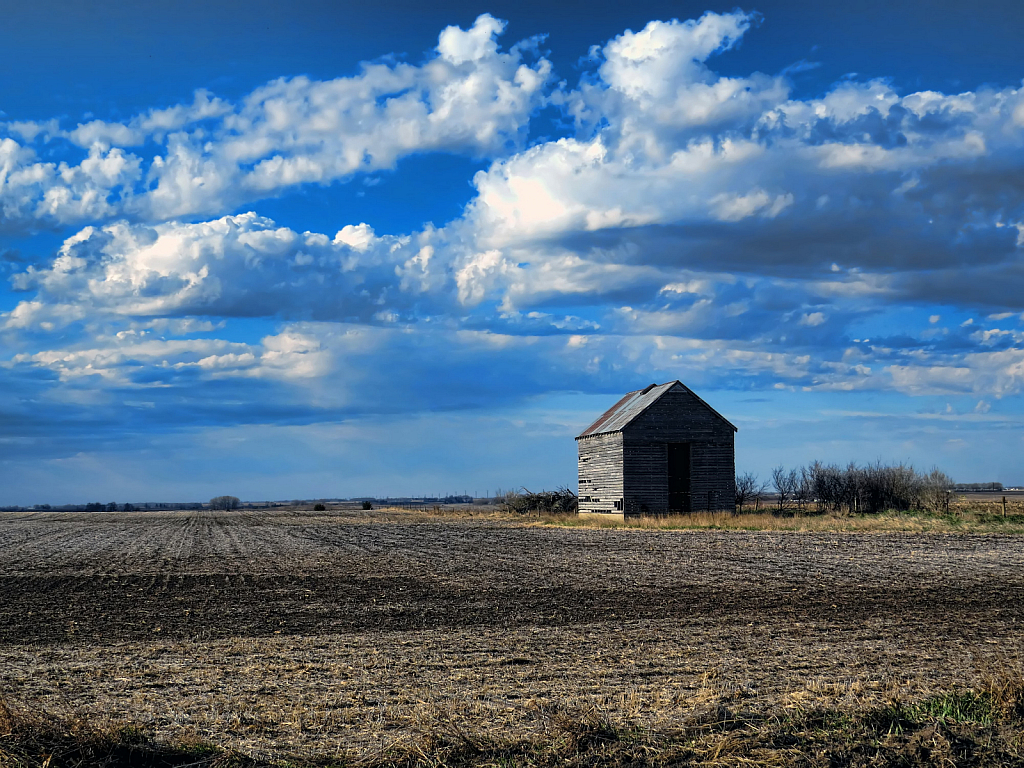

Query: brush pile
[501,487,578,515]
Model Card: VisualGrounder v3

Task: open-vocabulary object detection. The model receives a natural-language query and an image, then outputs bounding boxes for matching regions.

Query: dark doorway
[667,443,691,513]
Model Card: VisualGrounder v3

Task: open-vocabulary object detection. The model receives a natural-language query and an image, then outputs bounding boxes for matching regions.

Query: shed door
[667,442,691,513]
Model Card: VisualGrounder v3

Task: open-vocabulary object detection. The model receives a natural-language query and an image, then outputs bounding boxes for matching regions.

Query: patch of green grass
[904,691,997,725]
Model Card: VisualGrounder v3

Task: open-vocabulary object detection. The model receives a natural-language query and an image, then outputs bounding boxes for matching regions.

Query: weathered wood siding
[687,440,735,513]
[622,444,668,514]
[621,386,735,515]
[577,432,623,515]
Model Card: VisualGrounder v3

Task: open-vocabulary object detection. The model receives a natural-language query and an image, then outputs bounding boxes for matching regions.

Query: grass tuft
[905,691,997,725]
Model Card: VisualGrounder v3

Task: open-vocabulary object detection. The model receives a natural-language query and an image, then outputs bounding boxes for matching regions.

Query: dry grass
[0,693,241,767]
[528,506,1024,533]
[407,497,1024,533]
[4,619,1024,764]
[3,669,1024,767]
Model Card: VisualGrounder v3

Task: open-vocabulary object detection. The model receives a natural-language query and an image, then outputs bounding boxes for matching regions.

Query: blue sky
[2,0,1024,504]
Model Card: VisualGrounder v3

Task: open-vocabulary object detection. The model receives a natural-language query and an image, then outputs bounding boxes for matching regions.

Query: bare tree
[860,461,921,513]
[798,460,951,515]
[735,473,765,511]
[807,461,849,513]
[921,468,954,513]
[771,466,798,510]
[209,495,241,510]
[794,466,813,510]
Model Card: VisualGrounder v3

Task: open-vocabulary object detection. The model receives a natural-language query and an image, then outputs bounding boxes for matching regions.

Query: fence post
[1003,496,1007,518]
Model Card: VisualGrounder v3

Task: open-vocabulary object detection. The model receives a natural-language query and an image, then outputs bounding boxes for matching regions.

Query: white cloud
[1,300,86,331]
[333,223,378,252]
[0,140,142,224]
[575,12,787,139]
[0,14,552,225]
[709,190,793,222]
[5,213,435,324]
[437,14,506,65]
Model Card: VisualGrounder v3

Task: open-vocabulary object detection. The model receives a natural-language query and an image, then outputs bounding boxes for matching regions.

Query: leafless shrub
[209,496,241,510]
[794,467,813,510]
[771,466,799,511]
[771,461,954,514]
[859,461,924,513]
[805,461,846,512]
[920,468,955,514]
[734,473,766,511]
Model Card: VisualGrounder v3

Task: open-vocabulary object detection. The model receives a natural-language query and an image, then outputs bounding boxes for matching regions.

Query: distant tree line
[737,461,956,514]
[953,482,1004,492]
[440,494,474,504]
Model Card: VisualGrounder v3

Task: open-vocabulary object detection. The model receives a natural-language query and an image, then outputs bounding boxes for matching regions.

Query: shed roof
[576,381,737,439]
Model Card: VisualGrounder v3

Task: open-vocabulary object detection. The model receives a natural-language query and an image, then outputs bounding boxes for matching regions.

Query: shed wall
[622,444,668,514]
[577,432,623,515]
[621,388,735,514]
[688,441,735,513]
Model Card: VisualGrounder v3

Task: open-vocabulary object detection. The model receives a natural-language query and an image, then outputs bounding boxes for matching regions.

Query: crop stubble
[0,508,1022,759]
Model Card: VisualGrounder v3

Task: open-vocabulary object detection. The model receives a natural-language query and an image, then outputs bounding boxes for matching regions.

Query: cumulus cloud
[443,12,1024,324]
[0,14,552,226]
[7,213,449,323]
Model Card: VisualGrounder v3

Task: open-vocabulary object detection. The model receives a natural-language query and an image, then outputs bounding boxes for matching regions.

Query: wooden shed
[576,381,737,518]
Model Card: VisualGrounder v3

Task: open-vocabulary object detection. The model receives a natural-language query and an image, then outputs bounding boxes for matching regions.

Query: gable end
[576,381,737,439]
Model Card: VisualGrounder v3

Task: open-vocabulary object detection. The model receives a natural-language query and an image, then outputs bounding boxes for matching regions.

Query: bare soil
[1,508,1023,761]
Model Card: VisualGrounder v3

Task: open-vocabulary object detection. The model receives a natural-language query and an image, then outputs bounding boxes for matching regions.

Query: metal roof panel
[576,382,676,438]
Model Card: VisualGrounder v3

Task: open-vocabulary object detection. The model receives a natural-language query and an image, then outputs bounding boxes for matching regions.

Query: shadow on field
[0,695,242,768]
[2,574,1021,646]
[4,676,1024,768]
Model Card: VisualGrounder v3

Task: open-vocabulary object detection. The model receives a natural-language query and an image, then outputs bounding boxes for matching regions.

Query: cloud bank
[3,10,1024,478]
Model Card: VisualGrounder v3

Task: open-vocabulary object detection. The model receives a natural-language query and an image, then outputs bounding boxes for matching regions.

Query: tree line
[736,461,955,514]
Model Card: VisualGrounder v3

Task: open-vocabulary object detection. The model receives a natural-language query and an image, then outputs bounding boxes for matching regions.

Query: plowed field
[1,508,1022,760]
